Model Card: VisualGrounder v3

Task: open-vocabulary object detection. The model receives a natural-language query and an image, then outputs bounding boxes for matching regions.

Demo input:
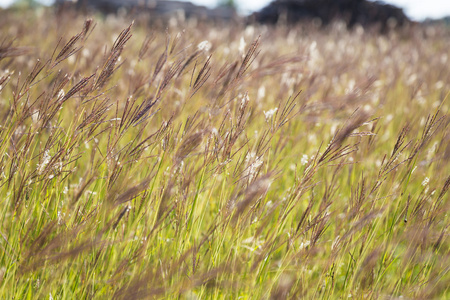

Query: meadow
[0,8,449,299]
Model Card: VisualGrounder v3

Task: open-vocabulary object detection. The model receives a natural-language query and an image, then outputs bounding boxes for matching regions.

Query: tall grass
[0,8,448,299]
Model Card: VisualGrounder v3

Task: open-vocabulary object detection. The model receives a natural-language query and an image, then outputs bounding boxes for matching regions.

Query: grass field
[0,8,449,299]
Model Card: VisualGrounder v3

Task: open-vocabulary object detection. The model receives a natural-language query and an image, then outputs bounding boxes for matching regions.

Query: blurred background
[0,0,449,21]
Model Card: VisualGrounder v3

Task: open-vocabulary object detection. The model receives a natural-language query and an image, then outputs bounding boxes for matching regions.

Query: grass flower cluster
[0,8,449,299]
